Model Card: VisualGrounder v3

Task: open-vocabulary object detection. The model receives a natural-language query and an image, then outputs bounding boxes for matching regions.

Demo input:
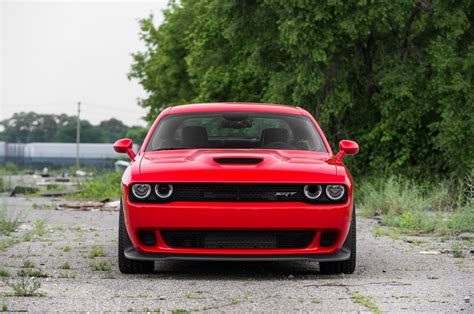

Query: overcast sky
[1,0,168,126]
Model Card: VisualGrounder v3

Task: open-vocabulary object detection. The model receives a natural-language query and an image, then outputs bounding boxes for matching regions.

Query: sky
[1,0,168,126]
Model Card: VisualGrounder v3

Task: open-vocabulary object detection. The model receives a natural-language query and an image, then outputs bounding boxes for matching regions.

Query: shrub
[75,172,122,200]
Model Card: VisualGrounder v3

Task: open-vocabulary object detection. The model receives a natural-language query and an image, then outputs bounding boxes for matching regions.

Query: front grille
[129,183,347,204]
[174,184,303,202]
[161,230,314,249]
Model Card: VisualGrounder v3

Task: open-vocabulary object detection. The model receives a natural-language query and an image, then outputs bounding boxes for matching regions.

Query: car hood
[135,149,343,184]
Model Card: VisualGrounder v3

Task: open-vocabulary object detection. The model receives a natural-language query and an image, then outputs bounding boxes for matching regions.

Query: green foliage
[75,172,122,200]
[88,246,106,259]
[6,276,43,297]
[130,0,473,179]
[0,269,10,277]
[0,112,142,144]
[360,175,474,235]
[0,207,21,236]
[90,261,111,272]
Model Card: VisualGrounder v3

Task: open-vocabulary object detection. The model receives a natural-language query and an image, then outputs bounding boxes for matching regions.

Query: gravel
[0,195,472,312]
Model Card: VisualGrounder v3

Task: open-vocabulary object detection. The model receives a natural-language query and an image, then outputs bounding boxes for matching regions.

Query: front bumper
[122,189,353,261]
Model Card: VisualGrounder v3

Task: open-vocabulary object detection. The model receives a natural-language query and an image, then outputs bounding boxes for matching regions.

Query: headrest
[181,126,208,148]
[260,128,289,147]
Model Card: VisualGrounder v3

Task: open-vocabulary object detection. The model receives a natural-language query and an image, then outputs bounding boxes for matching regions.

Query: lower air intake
[161,230,314,249]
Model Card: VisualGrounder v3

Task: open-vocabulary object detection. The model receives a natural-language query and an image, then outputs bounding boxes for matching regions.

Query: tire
[319,206,356,275]
[118,201,155,274]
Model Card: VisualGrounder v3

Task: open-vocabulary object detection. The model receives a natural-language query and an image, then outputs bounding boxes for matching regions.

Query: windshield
[145,112,327,152]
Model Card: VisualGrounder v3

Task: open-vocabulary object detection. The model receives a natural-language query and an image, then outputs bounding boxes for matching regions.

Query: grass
[32,219,48,236]
[90,261,111,271]
[6,276,43,297]
[351,291,381,314]
[63,246,72,252]
[58,272,76,279]
[360,175,474,237]
[0,269,10,277]
[88,246,106,258]
[17,268,48,278]
[74,172,122,200]
[59,262,71,270]
[0,207,22,236]
[1,303,7,312]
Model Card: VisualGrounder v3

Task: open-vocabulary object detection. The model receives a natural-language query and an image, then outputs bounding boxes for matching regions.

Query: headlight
[325,185,345,201]
[155,184,173,199]
[303,185,322,199]
[131,184,151,199]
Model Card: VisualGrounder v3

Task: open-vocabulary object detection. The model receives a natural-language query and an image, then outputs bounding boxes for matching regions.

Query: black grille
[161,230,315,249]
[320,232,337,247]
[129,183,347,204]
[139,231,156,246]
[174,184,303,202]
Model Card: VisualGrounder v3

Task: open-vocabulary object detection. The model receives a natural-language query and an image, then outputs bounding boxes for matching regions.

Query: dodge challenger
[113,103,359,274]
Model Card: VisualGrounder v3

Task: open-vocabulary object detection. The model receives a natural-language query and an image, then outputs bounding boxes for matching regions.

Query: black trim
[129,183,348,205]
[123,224,354,262]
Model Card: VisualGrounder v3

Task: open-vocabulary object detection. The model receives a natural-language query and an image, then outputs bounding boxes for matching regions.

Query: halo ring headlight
[325,185,345,201]
[303,185,323,200]
[131,184,151,199]
[155,184,173,199]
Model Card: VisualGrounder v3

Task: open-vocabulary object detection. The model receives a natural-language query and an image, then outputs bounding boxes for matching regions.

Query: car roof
[167,102,308,116]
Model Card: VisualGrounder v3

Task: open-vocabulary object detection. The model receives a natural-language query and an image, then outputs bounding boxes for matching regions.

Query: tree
[129,0,474,179]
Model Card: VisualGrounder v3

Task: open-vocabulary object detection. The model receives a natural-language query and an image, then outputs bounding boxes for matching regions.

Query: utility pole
[76,101,81,170]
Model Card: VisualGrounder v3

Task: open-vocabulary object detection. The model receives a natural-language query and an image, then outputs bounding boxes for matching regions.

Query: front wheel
[118,201,155,274]
[319,206,356,274]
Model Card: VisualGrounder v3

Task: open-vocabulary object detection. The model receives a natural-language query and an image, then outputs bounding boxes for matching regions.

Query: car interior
[147,113,327,152]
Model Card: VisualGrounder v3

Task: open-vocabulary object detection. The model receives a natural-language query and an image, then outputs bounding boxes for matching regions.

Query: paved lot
[0,195,472,312]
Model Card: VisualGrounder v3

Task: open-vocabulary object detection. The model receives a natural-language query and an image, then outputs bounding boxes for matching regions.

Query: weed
[0,207,21,236]
[17,268,48,278]
[90,261,111,271]
[21,259,35,269]
[33,219,48,236]
[0,269,10,277]
[1,303,7,312]
[360,175,474,236]
[6,276,43,297]
[88,246,106,258]
[172,309,189,314]
[59,262,71,270]
[74,172,122,200]
[58,272,76,279]
[63,246,72,252]
[311,298,321,304]
[351,291,381,314]
[185,291,205,300]
[230,298,240,305]
[452,241,465,258]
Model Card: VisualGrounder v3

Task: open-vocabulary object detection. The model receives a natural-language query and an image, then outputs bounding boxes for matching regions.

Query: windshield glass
[146,112,327,152]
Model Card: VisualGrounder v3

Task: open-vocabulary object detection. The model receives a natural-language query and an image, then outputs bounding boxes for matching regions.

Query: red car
[114,103,359,274]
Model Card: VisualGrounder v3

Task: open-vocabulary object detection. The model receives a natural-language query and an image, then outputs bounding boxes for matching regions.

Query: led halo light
[131,183,151,199]
[303,184,323,200]
[155,184,173,199]
[325,185,346,201]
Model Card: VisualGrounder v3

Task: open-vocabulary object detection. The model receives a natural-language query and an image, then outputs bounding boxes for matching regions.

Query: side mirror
[114,138,136,160]
[335,140,359,161]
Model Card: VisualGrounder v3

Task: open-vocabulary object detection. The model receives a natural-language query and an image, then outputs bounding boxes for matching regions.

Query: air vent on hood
[213,157,263,165]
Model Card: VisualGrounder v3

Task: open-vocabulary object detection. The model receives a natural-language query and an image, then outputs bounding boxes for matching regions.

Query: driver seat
[260,128,289,148]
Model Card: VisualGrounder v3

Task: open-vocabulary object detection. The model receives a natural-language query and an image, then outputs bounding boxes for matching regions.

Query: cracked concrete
[0,195,472,312]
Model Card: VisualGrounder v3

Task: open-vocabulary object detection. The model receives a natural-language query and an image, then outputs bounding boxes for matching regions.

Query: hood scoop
[213,157,263,165]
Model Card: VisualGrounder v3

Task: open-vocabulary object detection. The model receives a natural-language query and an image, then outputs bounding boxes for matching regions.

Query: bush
[75,172,122,200]
[360,175,474,235]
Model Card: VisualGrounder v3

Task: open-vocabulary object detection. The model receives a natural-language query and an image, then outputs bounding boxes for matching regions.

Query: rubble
[56,199,120,212]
